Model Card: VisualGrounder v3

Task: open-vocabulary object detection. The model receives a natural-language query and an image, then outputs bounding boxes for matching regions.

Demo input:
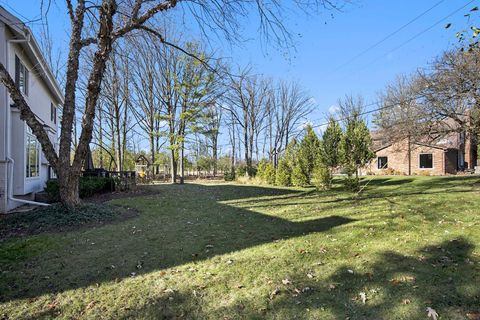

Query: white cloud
[328,105,340,114]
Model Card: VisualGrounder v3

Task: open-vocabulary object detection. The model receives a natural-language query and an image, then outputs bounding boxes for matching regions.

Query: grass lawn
[1,176,479,319]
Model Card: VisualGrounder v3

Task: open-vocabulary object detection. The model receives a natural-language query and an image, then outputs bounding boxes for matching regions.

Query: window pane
[378,157,388,169]
[25,136,30,177]
[419,154,433,169]
[26,134,39,178]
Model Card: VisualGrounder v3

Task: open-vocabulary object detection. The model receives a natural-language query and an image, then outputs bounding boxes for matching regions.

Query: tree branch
[0,62,59,169]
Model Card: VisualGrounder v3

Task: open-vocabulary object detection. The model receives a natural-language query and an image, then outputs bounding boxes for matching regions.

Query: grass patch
[0,176,479,319]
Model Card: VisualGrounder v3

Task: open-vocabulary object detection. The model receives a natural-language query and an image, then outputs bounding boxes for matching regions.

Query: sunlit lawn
[1,176,479,319]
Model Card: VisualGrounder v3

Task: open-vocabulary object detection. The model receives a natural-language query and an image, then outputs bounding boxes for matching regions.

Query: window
[377,156,388,169]
[15,55,29,96]
[25,129,39,178]
[419,153,433,169]
[50,103,57,124]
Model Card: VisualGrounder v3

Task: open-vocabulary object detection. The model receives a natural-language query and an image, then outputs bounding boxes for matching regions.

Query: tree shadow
[0,183,354,303]
[113,238,479,319]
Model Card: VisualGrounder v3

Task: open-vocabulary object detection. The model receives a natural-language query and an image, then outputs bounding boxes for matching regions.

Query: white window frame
[419,153,434,169]
[25,127,40,179]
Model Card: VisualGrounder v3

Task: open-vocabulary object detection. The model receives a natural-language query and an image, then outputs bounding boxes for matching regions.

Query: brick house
[367,130,476,176]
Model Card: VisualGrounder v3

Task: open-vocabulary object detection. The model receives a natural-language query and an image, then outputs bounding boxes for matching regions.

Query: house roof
[374,141,449,153]
[0,6,64,105]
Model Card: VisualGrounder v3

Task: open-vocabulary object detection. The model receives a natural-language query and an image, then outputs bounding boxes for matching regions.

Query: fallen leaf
[402,299,411,305]
[467,312,480,320]
[426,307,439,320]
[269,288,280,300]
[328,284,336,290]
[282,278,291,285]
[359,292,366,304]
[307,273,314,279]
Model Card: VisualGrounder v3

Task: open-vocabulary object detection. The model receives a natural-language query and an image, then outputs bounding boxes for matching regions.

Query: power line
[362,0,476,69]
[310,94,425,129]
[334,0,446,71]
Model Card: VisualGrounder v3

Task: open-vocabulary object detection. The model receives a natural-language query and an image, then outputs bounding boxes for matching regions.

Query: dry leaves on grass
[426,307,439,320]
[467,312,480,320]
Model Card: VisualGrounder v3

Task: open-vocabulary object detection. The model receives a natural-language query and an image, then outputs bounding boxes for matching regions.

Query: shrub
[276,159,292,186]
[45,176,115,202]
[256,160,267,180]
[236,164,256,178]
[224,168,236,181]
[256,160,276,185]
[313,164,332,190]
[343,175,360,191]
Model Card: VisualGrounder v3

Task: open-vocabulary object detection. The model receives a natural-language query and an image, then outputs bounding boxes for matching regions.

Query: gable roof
[0,6,64,105]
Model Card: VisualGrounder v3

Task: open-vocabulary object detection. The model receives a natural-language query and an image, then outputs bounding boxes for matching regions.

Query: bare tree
[0,0,346,207]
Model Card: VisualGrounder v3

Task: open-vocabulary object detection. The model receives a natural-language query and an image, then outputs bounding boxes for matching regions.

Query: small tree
[292,125,320,186]
[292,163,309,186]
[340,110,374,191]
[312,161,331,190]
[276,159,292,186]
[263,162,276,185]
[317,117,342,189]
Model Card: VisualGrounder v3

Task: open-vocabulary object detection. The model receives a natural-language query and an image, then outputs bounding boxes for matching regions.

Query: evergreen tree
[292,162,309,186]
[317,118,343,189]
[312,161,332,190]
[263,162,276,185]
[276,159,292,186]
[340,112,374,190]
[292,126,321,186]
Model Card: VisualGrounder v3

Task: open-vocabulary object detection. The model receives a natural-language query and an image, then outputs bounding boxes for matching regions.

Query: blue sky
[2,0,477,130]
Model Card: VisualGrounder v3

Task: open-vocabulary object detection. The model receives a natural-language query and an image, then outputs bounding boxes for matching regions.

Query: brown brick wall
[367,140,453,176]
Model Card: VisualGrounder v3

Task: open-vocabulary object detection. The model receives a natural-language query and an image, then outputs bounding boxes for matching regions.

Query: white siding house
[0,7,64,213]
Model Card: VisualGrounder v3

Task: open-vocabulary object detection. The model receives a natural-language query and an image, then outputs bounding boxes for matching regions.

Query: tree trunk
[179,138,185,184]
[58,170,80,208]
[170,149,177,183]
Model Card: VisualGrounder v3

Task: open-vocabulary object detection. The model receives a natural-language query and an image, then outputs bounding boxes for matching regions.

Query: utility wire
[310,94,425,129]
[334,0,446,71]
[362,0,476,69]
[314,0,476,130]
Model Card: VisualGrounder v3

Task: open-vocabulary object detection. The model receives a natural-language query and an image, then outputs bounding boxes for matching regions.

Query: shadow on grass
[0,183,353,303]
[116,238,479,319]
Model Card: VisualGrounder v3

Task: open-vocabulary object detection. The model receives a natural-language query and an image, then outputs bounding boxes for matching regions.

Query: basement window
[419,154,433,169]
[377,156,388,169]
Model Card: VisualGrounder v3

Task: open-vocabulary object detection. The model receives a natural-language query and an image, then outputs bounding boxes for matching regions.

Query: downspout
[6,157,49,207]
[4,32,49,209]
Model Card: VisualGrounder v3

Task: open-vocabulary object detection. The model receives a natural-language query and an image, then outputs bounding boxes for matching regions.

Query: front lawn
[1,176,479,319]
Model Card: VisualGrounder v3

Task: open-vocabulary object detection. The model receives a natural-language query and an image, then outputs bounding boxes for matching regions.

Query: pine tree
[264,162,276,184]
[276,159,292,186]
[292,125,320,186]
[317,118,343,189]
[291,163,306,186]
[340,112,374,191]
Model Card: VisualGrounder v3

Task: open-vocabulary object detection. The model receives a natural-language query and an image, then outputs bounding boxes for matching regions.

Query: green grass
[0,176,479,319]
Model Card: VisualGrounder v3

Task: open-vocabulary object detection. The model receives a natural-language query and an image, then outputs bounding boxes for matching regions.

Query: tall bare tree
[0,0,346,207]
